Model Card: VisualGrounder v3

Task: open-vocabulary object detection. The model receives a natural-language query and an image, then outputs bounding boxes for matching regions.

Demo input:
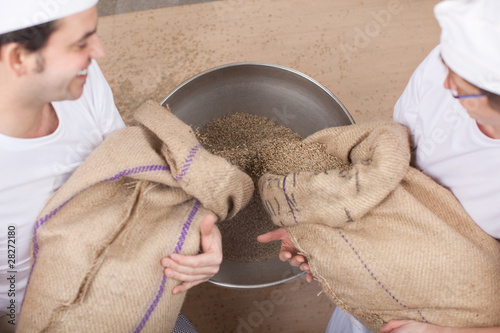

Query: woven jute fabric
[18,101,254,333]
[259,122,500,332]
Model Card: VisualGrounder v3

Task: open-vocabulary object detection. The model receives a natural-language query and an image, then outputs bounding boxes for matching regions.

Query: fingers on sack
[162,255,220,276]
[164,267,212,284]
[256,232,272,243]
[257,228,286,243]
[171,280,204,295]
[166,252,222,269]
[299,262,310,272]
[200,213,217,236]
[380,320,413,333]
[289,255,306,267]
[279,250,293,261]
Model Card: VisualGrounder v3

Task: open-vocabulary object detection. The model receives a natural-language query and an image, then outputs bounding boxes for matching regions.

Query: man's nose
[89,35,106,60]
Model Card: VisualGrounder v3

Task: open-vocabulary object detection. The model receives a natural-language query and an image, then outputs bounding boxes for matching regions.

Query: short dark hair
[0,21,58,53]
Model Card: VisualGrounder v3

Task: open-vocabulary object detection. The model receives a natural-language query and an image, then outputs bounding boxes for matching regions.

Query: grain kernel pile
[196,112,347,262]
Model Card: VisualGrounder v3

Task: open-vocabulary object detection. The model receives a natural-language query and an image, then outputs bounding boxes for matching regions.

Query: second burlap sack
[259,121,500,332]
[18,101,254,332]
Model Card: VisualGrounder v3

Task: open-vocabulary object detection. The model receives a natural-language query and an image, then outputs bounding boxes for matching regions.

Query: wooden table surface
[97,1,441,331]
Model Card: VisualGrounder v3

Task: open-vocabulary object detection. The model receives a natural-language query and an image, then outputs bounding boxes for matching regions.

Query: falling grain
[196,113,347,262]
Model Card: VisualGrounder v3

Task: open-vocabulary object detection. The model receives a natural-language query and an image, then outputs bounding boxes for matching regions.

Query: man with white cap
[378,0,500,330]
[259,0,500,332]
[333,0,500,332]
[0,1,221,332]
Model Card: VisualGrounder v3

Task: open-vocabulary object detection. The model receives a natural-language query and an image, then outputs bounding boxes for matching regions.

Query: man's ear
[1,43,32,76]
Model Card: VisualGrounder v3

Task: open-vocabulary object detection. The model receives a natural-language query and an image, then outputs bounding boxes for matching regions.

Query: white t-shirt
[328,45,500,332]
[0,60,125,316]
[394,45,500,239]
[326,307,372,333]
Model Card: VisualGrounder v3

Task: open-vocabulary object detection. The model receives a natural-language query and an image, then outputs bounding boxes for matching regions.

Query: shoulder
[417,45,443,74]
[416,45,447,92]
[405,45,446,96]
[394,45,449,123]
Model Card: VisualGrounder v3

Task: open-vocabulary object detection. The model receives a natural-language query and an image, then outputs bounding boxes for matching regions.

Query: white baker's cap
[435,0,500,95]
[0,0,98,35]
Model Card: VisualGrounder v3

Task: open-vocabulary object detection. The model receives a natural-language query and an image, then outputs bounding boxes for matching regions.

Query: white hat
[0,0,98,35]
[435,0,500,95]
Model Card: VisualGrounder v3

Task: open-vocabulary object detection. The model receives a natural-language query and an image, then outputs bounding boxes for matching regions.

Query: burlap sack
[259,122,500,332]
[18,100,254,332]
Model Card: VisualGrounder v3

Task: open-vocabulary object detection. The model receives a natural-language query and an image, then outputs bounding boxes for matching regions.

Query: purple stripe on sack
[21,165,170,312]
[282,176,299,224]
[338,230,428,323]
[173,200,200,254]
[133,200,201,333]
[175,144,202,180]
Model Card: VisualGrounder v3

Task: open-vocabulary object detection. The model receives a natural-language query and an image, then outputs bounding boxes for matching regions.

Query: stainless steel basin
[161,62,354,289]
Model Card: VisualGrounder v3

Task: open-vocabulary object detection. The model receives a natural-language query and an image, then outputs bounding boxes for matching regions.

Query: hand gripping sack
[259,122,500,332]
[18,101,254,332]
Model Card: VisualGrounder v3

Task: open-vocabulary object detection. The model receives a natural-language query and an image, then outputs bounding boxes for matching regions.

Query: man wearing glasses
[362,0,500,332]
[262,0,500,332]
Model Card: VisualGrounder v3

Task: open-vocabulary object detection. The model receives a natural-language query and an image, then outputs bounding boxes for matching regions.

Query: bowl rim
[160,61,355,125]
[209,270,307,290]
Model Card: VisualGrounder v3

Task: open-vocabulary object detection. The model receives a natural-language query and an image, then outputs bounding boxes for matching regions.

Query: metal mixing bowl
[160,63,354,289]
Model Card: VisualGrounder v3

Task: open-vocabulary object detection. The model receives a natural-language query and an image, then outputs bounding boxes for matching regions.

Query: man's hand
[257,227,313,282]
[161,214,222,294]
[381,321,438,333]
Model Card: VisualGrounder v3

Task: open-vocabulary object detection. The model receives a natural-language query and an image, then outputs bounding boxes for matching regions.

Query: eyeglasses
[441,57,486,100]
[445,68,485,99]
[449,89,485,99]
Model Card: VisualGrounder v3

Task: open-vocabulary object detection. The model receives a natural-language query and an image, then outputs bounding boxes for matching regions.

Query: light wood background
[97,1,441,332]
